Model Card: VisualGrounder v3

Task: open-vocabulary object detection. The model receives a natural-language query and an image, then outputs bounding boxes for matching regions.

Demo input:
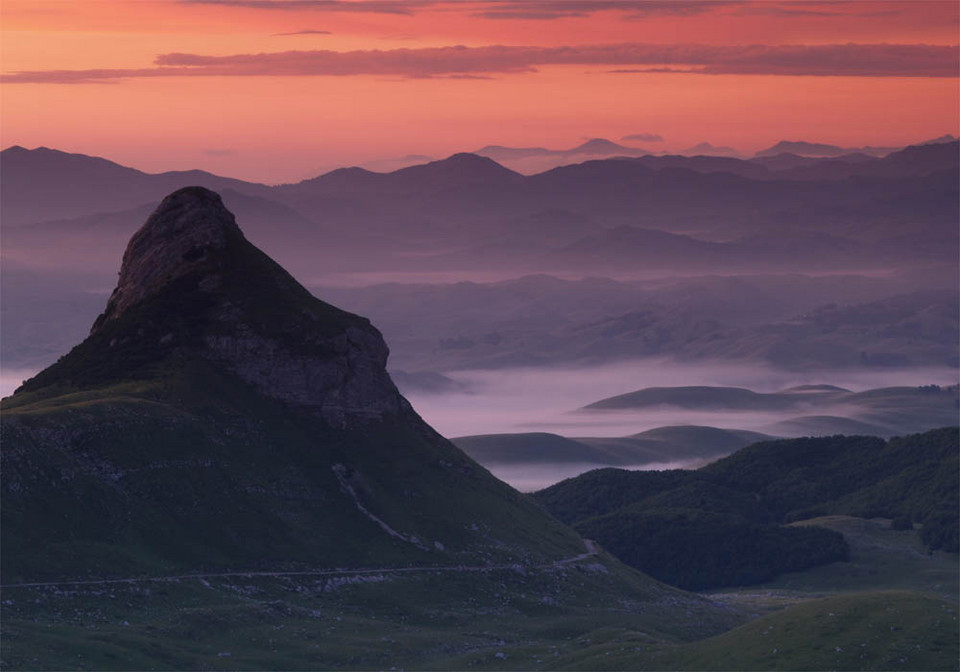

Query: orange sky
[2,0,958,183]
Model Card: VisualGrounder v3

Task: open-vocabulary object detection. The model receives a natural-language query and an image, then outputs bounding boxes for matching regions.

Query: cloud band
[4,42,956,83]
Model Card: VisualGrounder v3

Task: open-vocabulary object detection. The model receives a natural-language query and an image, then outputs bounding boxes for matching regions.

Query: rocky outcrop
[203,326,410,425]
[93,187,243,331]
[85,186,408,425]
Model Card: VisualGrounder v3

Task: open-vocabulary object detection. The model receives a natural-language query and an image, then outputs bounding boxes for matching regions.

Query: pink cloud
[273,29,333,35]
[4,42,956,83]
[180,0,424,14]
[176,1,907,21]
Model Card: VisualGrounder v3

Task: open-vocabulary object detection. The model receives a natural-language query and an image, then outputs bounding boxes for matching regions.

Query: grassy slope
[0,552,743,671]
[2,365,589,582]
[717,516,959,602]
[533,430,958,592]
[547,591,958,671]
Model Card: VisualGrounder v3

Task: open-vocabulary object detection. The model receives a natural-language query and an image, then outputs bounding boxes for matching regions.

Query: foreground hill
[0,187,592,583]
[535,429,959,590]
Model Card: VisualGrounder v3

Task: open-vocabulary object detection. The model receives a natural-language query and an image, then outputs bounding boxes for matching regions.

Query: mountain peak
[437,152,510,171]
[388,152,520,183]
[23,187,406,426]
[570,138,629,153]
[93,187,243,330]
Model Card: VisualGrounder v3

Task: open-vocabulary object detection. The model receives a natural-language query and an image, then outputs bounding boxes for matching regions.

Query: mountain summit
[24,186,404,426]
[2,187,584,582]
[93,187,245,326]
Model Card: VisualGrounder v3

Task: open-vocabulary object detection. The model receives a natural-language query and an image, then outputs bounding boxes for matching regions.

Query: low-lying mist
[0,370,39,399]
[483,459,713,493]
[403,358,959,438]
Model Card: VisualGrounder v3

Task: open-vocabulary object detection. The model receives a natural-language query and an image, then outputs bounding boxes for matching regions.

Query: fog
[6,356,956,439]
[483,459,712,493]
[404,359,960,438]
[0,369,36,399]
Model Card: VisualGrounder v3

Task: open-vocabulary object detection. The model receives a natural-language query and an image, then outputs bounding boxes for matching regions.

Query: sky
[2,0,958,183]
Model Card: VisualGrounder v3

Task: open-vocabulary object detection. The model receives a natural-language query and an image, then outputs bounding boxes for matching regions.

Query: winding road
[0,539,601,590]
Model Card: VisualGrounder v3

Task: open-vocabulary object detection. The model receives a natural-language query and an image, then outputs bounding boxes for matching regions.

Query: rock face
[93,187,244,327]
[60,186,407,425]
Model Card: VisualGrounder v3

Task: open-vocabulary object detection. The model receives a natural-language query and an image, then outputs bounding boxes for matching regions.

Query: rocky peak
[30,186,408,426]
[93,187,242,331]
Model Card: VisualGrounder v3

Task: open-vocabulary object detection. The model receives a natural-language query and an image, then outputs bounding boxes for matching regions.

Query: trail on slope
[1,539,601,589]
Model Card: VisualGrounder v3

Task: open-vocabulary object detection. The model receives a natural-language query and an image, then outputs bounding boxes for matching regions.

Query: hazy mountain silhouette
[474,137,648,162]
[453,426,773,467]
[679,142,743,157]
[7,141,955,259]
[755,140,899,158]
[3,142,956,379]
[0,146,272,227]
[631,154,770,179]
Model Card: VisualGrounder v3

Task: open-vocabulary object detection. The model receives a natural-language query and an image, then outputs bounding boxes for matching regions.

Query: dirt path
[1,539,600,590]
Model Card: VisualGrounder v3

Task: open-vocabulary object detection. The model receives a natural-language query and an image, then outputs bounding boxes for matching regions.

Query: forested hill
[535,428,958,590]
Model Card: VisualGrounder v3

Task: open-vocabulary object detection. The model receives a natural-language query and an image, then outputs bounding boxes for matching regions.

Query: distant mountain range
[7,140,955,284]
[0,145,271,227]
[466,134,955,172]
[5,139,955,234]
[680,142,743,157]
[476,137,651,159]
[754,134,956,158]
[2,139,957,377]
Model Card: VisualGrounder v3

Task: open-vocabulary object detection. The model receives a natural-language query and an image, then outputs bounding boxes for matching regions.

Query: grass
[671,590,959,671]
[0,555,743,671]
[712,516,958,603]
[545,591,958,671]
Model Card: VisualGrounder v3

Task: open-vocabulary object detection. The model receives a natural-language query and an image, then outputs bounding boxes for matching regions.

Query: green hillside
[547,591,958,671]
[732,515,959,600]
[535,429,959,589]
